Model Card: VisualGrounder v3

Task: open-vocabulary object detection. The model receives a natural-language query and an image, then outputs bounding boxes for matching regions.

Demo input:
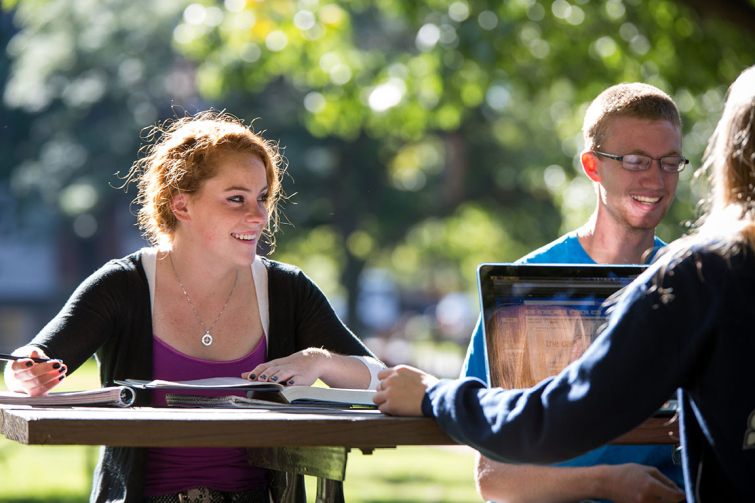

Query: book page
[280,386,376,407]
[117,377,283,391]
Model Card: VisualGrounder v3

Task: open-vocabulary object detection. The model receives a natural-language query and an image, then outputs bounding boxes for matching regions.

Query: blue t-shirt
[460,231,684,490]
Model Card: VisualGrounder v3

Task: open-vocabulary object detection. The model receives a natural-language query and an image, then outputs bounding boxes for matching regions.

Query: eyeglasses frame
[592,151,689,173]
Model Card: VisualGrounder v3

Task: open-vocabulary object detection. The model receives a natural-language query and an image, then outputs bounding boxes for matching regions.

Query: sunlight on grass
[341,446,479,503]
[302,445,480,503]
[1,360,480,503]
[1,358,101,502]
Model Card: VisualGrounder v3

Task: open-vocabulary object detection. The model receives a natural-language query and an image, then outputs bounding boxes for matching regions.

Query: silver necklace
[168,253,239,347]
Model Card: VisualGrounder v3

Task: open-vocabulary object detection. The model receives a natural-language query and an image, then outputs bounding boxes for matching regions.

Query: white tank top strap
[251,255,270,357]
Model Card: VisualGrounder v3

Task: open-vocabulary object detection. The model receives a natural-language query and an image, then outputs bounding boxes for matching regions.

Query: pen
[0,353,54,364]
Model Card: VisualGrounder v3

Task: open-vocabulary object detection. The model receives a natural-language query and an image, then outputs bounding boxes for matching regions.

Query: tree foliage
[2,0,754,336]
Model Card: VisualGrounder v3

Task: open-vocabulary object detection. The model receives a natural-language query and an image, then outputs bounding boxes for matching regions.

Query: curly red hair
[122,110,285,249]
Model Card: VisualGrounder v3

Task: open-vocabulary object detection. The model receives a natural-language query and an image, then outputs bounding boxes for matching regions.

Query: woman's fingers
[242,350,326,386]
[10,349,67,396]
[261,365,314,386]
[243,366,307,386]
[263,367,305,386]
[29,371,66,395]
[241,364,267,381]
[243,363,296,384]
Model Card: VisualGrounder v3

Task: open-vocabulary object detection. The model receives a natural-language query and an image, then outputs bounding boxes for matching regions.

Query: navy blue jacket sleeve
[424,251,722,465]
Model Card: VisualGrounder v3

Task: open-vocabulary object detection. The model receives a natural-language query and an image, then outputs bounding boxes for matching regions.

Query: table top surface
[0,405,452,448]
[0,404,679,449]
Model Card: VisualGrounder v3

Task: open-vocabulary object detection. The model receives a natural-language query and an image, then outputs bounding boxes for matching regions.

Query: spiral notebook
[0,386,136,407]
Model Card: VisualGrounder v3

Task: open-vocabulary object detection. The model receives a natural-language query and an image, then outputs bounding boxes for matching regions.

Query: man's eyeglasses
[592,151,689,173]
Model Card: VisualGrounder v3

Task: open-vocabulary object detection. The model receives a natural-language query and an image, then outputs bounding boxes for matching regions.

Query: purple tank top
[142,335,267,496]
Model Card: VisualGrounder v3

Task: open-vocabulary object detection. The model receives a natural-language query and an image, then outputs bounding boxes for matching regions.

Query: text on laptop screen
[478,265,645,389]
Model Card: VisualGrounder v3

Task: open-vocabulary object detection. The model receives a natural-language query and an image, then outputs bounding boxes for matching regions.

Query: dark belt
[144,486,268,503]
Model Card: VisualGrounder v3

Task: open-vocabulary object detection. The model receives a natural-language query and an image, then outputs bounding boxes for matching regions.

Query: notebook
[477,263,647,389]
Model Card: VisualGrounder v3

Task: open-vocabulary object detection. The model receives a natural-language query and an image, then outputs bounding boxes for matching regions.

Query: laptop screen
[477,263,647,389]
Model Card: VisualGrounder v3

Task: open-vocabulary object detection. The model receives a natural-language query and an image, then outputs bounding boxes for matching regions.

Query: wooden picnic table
[0,405,679,502]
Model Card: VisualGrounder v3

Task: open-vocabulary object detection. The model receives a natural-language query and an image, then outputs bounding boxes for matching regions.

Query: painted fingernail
[25,361,33,368]
[271,376,278,381]
[249,374,256,380]
[260,375,266,380]
[52,362,61,370]
[59,366,66,374]
[58,375,65,381]
[288,380,295,385]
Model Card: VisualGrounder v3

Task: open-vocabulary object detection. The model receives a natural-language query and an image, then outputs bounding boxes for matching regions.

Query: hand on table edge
[373,364,439,416]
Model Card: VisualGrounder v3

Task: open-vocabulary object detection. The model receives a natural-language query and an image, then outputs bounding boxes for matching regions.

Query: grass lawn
[1,360,480,502]
[0,359,102,502]
[337,446,480,503]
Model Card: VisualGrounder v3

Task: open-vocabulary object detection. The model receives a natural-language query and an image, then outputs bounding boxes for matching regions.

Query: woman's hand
[373,365,439,416]
[242,348,331,386]
[3,346,67,396]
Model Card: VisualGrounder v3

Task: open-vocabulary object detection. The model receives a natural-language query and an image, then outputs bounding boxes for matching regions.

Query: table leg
[315,477,343,503]
[248,446,349,503]
[278,471,300,503]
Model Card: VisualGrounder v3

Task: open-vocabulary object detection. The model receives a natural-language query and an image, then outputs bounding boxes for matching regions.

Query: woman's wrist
[311,349,375,389]
[301,347,331,377]
[347,355,382,389]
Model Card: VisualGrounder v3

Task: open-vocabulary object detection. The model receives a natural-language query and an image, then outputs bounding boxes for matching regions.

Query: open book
[0,386,136,407]
[116,377,376,408]
[117,377,281,391]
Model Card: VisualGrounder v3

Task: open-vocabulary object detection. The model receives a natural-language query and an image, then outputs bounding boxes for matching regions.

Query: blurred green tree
[2,0,754,337]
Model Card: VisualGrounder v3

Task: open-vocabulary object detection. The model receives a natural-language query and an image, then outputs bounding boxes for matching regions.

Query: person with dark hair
[375,66,755,502]
[4,111,383,503]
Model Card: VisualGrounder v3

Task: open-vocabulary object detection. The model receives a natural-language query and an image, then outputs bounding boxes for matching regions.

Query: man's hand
[372,365,439,416]
[475,455,686,503]
[600,463,686,503]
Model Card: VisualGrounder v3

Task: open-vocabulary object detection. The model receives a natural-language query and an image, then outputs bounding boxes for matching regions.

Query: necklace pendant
[201,332,213,346]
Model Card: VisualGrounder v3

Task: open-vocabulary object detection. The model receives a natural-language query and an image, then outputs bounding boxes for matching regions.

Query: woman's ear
[581,151,601,183]
[170,193,191,222]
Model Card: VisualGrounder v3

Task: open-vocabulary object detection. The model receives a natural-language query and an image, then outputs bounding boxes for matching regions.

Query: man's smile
[631,195,662,205]
[231,232,258,241]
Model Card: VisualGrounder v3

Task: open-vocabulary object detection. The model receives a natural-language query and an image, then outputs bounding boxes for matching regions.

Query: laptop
[477,263,646,387]
[477,263,677,416]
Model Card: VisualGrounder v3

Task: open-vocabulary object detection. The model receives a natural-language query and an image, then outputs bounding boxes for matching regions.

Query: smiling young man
[460,83,688,503]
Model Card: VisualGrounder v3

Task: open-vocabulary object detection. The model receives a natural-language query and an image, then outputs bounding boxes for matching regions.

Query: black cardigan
[32,250,378,503]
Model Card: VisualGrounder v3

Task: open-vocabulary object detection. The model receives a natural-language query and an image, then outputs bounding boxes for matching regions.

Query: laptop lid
[477,263,647,389]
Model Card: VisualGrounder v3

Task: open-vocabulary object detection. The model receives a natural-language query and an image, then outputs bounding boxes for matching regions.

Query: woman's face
[178,151,269,265]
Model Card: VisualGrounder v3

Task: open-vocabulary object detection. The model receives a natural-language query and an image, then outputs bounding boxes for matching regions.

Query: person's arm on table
[247,263,384,389]
[378,256,712,487]
[475,454,684,503]
[243,349,379,388]
[461,317,683,502]
[374,364,437,415]
[374,366,683,502]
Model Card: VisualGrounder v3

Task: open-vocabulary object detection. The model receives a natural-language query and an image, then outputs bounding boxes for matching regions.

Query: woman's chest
[151,292,264,361]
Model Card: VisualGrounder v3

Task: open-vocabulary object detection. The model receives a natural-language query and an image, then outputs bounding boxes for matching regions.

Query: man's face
[588,116,682,231]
